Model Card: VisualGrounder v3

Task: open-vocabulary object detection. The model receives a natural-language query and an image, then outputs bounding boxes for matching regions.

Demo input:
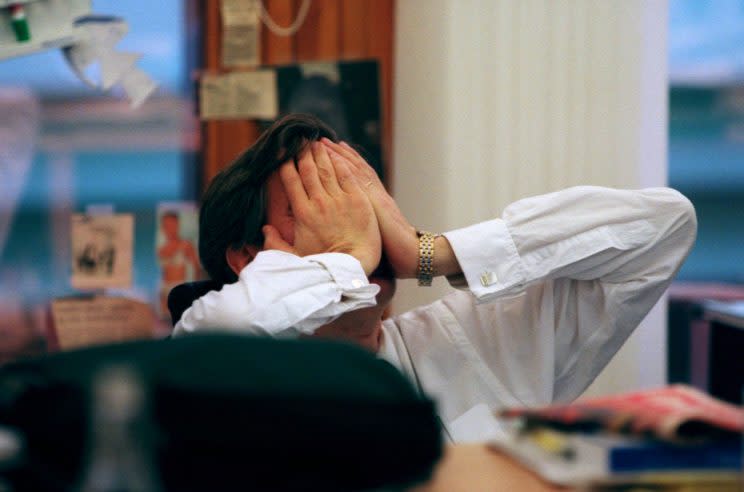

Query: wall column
[393,0,669,395]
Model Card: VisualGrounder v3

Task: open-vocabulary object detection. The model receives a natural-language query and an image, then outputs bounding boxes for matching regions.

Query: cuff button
[480,272,498,287]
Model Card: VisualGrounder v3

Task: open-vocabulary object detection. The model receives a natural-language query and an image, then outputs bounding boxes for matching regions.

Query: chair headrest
[167,280,222,326]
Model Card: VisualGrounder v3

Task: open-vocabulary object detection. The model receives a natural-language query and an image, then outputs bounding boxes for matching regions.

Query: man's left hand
[322,138,419,279]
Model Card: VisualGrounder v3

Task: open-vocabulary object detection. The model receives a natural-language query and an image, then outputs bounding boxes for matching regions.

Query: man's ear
[225,244,260,276]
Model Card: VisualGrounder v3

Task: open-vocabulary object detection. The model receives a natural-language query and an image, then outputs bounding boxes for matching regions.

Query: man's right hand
[321,138,462,281]
[263,141,382,276]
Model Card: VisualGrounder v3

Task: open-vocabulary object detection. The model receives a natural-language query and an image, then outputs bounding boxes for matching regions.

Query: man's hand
[321,139,420,279]
[264,141,381,276]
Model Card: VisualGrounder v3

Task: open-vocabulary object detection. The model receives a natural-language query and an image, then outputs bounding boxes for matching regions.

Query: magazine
[497,385,743,441]
[489,427,741,486]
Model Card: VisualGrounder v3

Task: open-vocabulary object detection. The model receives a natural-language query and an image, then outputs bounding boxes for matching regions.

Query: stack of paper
[490,385,743,489]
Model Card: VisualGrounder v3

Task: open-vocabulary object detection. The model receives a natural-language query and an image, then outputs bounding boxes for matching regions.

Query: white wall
[393,0,669,396]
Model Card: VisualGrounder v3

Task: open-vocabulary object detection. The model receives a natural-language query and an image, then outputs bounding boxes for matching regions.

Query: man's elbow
[651,188,698,267]
[667,189,697,248]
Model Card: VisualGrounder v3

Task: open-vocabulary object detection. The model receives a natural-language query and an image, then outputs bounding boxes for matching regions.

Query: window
[669,0,744,284]
[0,0,198,362]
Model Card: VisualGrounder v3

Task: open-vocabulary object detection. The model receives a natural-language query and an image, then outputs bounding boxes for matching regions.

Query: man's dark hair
[199,113,338,284]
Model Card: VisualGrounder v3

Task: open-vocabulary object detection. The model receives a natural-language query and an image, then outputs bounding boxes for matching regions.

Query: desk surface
[411,444,568,492]
[412,444,742,492]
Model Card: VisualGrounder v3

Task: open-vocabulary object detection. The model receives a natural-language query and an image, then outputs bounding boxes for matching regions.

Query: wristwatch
[416,230,441,286]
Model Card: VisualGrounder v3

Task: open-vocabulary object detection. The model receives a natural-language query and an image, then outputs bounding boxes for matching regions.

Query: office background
[1,0,743,395]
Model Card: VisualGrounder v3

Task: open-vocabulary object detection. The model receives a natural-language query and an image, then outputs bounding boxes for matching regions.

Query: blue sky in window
[0,0,185,96]
[670,0,744,84]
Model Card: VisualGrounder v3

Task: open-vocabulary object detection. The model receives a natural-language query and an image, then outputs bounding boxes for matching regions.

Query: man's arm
[323,138,694,309]
[173,250,379,337]
[444,186,696,402]
[442,186,696,302]
[323,140,696,403]
[322,140,694,296]
[174,143,382,337]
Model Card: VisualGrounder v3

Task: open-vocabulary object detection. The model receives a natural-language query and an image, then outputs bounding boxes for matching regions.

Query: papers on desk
[490,427,741,487]
[498,385,744,441]
[489,385,744,488]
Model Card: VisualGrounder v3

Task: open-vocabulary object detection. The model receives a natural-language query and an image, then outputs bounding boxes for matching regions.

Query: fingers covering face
[279,142,357,215]
[311,142,341,195]
[280,140,373,220]
[279,161,308,209]
[326,147,360,193]
[295,147,326,198]
[321,138,378,184]
[322,137,360,165]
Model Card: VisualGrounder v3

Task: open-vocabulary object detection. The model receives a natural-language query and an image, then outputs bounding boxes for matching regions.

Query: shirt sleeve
[441,186,697,401]
[173,250,380,338]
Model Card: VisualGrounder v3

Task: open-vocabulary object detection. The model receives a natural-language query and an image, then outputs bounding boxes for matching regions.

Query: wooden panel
[365,0,394,190]
[261,0,296,65]
[204,121,259,184]
[204,0,222,70]
[295,0,340,61]
[201,0,394,188]
[340,0,368,58]
[202,0,259,183]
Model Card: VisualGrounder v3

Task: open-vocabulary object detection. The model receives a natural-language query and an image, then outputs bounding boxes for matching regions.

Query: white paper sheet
[200,70,277,120]
[221,0,260,67]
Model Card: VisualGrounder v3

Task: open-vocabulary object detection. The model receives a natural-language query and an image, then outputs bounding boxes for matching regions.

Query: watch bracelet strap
[416,230,441,286]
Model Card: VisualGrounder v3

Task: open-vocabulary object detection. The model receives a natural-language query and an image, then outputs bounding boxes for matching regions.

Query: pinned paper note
[232,70,277,118]
[51,296,155,350]
[199,75,232,119]
[221,0,260,67]
[200,70,278,120]
[70,214,134,290]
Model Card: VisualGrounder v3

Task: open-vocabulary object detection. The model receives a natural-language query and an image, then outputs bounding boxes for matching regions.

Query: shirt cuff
[443,218,527,300]
[304,252,380,299]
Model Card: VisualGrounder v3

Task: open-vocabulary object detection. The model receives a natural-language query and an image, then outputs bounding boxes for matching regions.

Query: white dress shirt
[174,186,697,441]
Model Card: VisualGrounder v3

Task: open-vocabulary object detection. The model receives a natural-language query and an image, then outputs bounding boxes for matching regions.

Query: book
[489,427,742,486]
[498,385,744,441]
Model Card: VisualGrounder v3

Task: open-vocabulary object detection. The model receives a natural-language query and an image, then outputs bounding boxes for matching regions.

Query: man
[175,114,697,441]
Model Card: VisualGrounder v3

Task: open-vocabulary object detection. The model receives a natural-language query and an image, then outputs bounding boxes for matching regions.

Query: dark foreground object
[0,334,442,491]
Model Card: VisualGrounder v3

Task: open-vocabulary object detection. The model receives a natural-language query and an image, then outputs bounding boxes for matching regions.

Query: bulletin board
[200,0,394,190]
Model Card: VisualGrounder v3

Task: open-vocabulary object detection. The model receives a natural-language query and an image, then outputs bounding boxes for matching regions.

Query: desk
[412,444,743,492]
[411,444,567,492]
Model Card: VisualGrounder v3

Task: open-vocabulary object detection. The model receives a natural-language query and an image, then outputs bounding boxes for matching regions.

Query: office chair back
[167,280,222,326]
